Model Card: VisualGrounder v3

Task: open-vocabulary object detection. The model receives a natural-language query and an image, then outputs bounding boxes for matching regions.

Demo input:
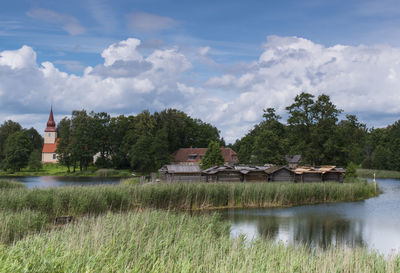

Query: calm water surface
[222,178,400,255]
[1,176,121,188]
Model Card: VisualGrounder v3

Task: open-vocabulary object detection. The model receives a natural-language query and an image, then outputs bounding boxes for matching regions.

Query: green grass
[357,168,400,179]
[0,210,48,244]
[0,180,25,189]
[0,182,378,217]
[0,163,132,178]
[0,210,398,273]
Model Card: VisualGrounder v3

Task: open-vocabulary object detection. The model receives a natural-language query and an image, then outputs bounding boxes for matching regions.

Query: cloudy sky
[1,0,400,143]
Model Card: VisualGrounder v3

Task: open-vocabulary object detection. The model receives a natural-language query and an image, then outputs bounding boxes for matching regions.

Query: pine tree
[201,141,225,170]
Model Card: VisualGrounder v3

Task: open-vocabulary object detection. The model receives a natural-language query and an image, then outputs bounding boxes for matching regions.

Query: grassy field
[0,163,133,178]
[0,210,398,273]
[357,168,400,179]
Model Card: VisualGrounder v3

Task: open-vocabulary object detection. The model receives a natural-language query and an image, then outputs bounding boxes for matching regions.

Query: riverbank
[0,164,132,178]
[0,179,378,244]
[0,210,398,273]
[357,168,400,179]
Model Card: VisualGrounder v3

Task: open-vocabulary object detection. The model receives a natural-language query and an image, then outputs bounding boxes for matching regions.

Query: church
[41,108,59,163]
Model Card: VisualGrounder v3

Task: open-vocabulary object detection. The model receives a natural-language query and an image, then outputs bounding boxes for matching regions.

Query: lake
[1,176,122,188]
[222,178,400,255]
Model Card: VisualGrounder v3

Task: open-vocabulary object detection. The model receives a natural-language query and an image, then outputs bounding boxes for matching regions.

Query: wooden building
[159,165,204,182]
[265,166,296,182]
[202,166,242,182]
[294,166,345,182]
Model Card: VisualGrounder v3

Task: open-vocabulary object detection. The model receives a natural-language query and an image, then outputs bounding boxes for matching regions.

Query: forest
[0,92,399,173]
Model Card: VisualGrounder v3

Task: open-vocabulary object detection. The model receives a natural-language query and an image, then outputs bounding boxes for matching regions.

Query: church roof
[45,107,56,132]
[42,138,59,153]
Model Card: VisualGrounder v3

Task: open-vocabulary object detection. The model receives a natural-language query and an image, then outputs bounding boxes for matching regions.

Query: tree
[0,120,22,167]
[200,141,225,170]
[56,117,72,172]
[2,130,32,171]
[130,135,155,173]
[345,162,358,178]
[28,149,42,171]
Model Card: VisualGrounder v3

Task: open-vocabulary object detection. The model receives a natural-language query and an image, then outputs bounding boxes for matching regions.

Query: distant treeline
[231,92,400,171]
[0,92,399,173]
[56,109,223,172]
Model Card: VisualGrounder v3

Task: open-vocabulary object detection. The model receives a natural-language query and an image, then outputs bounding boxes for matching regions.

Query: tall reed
[0,210,397,273]
[0,182,378,217]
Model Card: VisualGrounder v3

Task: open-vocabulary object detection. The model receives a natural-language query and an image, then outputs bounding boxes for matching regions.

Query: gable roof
[173,147,237,163]
[160,164,201,174]
[265,166,294,174]
[285,155,302,163]
[42,138,59,153]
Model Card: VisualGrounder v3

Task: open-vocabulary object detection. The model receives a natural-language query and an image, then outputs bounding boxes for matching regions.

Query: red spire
[45,107,56,132]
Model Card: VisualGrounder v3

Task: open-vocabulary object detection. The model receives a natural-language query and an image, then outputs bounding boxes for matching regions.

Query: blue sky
[1,0,400,142]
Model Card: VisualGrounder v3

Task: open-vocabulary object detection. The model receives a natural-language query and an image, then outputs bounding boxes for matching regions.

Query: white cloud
[26,8,85,35]
[0,45,37,69]
[127,12,177,32]
[2,36,400,143]
[101,38,143,66]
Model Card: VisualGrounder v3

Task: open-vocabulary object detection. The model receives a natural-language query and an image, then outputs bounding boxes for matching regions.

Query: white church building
[41,108,59,163]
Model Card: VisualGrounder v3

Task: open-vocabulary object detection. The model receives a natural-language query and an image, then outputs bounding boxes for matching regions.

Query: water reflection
[225,210,365,249]
[222,179,400,254]
[0,176,121,188]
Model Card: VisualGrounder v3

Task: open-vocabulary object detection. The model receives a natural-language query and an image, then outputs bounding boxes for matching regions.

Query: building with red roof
[42,107,59,163]
[173,146,239,165]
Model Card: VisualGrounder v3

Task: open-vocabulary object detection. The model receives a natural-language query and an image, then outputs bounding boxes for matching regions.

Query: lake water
[222,178,400,255]
[1,176,122,188]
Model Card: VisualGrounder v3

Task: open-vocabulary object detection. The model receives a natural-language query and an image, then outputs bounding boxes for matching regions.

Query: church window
[53,154,56,160]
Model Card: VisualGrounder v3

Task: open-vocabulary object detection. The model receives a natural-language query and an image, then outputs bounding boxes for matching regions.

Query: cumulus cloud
[127,12,177,32]
[27,8,85,35]
[2,36,400,143]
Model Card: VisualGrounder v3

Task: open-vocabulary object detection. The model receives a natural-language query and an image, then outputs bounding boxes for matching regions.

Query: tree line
[231,92,400,171]
[56,109,223,172]
[1,92,399,173]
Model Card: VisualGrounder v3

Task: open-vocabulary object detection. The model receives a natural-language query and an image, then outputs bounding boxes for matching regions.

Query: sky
[1,0,400,143]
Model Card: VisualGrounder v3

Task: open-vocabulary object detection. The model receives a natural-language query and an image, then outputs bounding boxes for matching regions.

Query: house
[285,155,302,169]
[202,165,268,182]
[173,147,239,165]
[159,164,204,182]
[293,166,345,182]
[42,107,59,163]
[265,166,296,182]
[202,165,243,182]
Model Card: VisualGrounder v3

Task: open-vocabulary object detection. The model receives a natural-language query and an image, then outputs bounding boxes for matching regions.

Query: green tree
[28,149,42,171]
[130,135,155,173]
[2,131,32,171]
[0,120,22,167]
[201,141,225,170]
[56,117,72,172]
[345,162,358,178]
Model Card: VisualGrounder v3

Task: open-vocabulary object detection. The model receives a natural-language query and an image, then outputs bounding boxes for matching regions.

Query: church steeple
[45,107,56,132]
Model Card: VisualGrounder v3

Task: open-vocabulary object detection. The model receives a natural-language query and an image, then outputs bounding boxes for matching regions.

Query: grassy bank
[0,210,398,273]
[0,182,378,217]
[0,164,132,178]
[357,168,400,179]
[0,181,378,245]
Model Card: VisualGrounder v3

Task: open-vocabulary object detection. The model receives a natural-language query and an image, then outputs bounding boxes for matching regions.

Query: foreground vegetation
[0,180,378,245]
[358,168,400,179]
[0,210,398,273]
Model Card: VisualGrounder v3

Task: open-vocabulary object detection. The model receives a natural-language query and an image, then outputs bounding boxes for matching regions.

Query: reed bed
[0,179,25,189]
[0,182,377,217]
[0,210,397,273]
[0,210,48,244]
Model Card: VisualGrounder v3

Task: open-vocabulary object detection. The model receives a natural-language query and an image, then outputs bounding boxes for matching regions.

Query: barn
[158,165,204,182]
[265,166,296,182]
